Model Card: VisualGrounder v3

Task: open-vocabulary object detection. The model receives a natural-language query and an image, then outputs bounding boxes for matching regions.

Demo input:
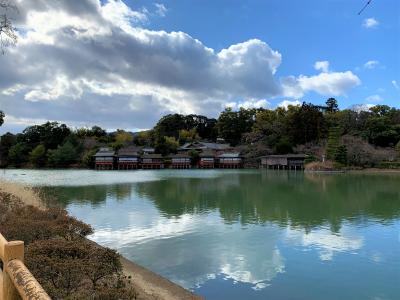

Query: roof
[179,141,231,151]
[171,153,190,158]
[143,147,155,152]
[218,152,241,158]
[200,150,216,157]
[94,147,115,157]
[142,154,163,159]
[117,146,141,157]
[261,154,307,159]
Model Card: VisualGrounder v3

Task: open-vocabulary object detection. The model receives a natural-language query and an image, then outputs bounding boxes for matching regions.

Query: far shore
[0,180,203,300]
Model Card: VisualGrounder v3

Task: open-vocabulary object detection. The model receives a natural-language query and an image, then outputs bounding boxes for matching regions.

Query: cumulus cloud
[278,100,301,109]
[282,68,361,98]
[314,61,329,73]
[0,0,362,132]
[225,98,270,110]
[364,60,379,69]
[362,17,379,28]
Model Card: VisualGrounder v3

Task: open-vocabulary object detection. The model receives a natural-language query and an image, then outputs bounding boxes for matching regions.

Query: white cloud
[282,71,361,98]
[286,227,363,261]
[0,0,363,133]
[349,103,375,112]
[225,98,270,110]
[154,3,167,17]
[362,18,379,28]
[392,80,399,90]
[314,61,329,73]
[365,94,383,103]
[278,100,301,109]
[364,60,379,69]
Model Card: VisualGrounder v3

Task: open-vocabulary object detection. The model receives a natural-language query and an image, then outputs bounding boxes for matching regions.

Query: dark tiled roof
[94,147,115,157]
[200,150,216,157]
[179,141,231,151]
[218,152,241,158]
[261,154,307,159]
[142,154,163,159]
[117,146,141,157]
[171,153,190,158]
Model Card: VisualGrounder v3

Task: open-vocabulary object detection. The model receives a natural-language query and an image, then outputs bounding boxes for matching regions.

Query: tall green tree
[29,144,47,167]
[326,98,339,113]
[48,142,79,167]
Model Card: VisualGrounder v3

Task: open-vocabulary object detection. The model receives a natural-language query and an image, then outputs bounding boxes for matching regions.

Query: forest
[1,98,399,168]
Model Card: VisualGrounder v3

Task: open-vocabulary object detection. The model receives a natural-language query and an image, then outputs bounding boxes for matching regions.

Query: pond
[1,169,400,300]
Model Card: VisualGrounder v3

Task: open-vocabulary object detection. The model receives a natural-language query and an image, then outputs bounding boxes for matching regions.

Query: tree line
[0,98,399,168]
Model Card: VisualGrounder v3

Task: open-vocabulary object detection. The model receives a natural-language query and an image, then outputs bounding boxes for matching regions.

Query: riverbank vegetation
[0,183,137,299]
[1,98,399,169]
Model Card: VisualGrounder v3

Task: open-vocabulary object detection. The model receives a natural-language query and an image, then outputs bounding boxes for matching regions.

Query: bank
[0,181,203,300]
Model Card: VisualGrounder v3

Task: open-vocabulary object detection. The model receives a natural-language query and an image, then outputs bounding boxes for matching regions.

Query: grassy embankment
[0,181,202,300]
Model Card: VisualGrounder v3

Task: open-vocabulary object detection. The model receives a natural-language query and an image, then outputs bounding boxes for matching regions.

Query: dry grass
[0,180,44,208]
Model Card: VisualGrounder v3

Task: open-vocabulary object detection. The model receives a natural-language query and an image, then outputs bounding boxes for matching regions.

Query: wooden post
[2,241,24,300]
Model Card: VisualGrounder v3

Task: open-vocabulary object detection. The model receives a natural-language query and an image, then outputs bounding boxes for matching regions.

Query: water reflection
[7,170,400,298]
[48,171,400,230]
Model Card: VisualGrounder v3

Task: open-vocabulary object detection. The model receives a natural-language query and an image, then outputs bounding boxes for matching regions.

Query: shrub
[25,239,134,299]
[0,206,93,244]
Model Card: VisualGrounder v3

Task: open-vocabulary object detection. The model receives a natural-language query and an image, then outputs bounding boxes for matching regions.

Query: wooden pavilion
[117,146,140,170]
[199,151,215,169]
[94,147,115,170]
[217,153,242,169]
[260,154,306,170]
[141,154,164,169]
[171,153,191,169]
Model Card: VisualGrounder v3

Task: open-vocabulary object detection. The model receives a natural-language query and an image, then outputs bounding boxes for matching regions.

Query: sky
[0,0,399,133]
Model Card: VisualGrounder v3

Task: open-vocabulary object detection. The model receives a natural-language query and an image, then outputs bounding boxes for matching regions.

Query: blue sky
[0,0,398,133]
[133,0,400,108]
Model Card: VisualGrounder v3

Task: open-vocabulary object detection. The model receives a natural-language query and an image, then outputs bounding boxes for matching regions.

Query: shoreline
[0,180,203,300]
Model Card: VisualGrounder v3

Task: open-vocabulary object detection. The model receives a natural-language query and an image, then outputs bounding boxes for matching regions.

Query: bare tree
[0,0,17,54]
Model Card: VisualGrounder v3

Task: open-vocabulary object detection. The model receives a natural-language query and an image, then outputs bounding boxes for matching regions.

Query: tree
[288,102,326,145]
[0,0,18,53]
[273,138,293,154]
[326,98,339,113]
[217,107,257,146]
[396,141,400,159]
[334,145,348,165]
[8,142,27,166]
[0,110,4,126]
[154,136,179,155]
[29,144,46,167]
[114,130,133,145]
[48,142,79,167]
[326,127,341,160]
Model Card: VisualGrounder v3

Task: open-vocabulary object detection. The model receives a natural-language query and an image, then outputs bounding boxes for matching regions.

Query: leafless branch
[0,0,18,54]
[358,0,373,15]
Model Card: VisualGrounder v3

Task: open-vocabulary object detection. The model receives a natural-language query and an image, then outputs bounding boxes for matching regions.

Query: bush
[25,239,135,299]
[0,206,93,244]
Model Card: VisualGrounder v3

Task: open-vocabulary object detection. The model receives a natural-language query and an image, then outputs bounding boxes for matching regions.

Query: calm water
[1,169,400,300]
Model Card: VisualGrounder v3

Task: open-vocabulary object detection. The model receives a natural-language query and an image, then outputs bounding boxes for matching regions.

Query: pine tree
[326,126,341,160]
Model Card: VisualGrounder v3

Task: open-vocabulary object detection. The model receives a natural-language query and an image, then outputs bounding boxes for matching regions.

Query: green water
[1,169,400,299]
